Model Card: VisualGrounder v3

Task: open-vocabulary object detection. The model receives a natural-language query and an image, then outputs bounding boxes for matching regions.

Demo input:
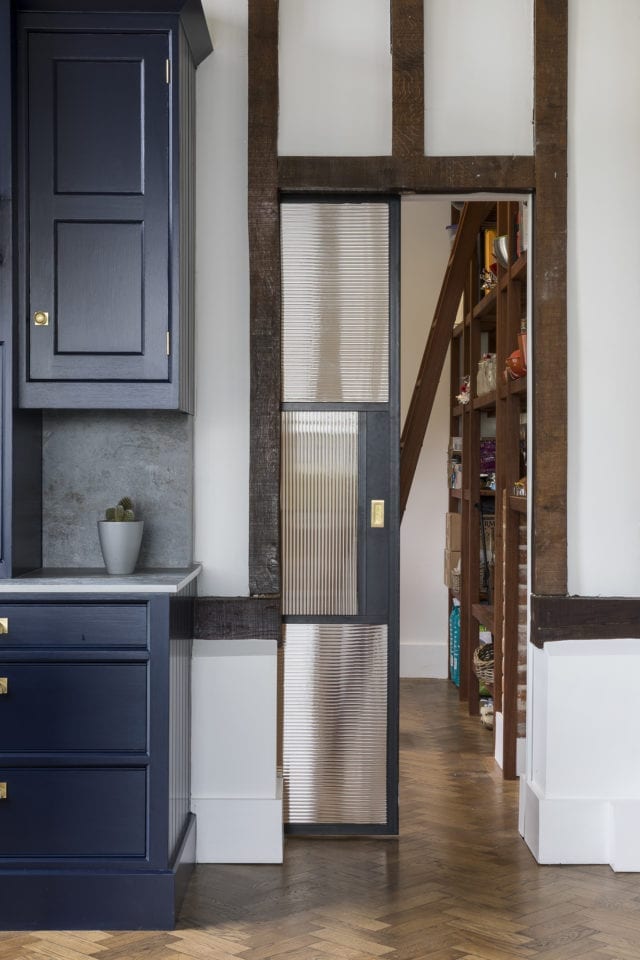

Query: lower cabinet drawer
[0,768,146,858]
[0,604,147,647]
[0,664,147,752]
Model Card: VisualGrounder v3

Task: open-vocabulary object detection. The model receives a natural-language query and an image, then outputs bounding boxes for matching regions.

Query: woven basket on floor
[473,642,494,686]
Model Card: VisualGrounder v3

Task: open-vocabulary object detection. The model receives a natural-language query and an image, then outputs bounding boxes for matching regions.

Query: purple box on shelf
[479,438,496,472]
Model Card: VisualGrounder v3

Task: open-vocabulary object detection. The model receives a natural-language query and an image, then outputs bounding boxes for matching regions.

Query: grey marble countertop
[0,564,202,594]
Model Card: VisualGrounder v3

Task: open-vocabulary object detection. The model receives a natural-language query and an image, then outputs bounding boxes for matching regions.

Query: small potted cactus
[97,496,144,575]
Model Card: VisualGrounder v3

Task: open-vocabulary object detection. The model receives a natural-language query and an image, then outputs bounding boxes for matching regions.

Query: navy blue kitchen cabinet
[16,2,211,410]
[0,587,196,929]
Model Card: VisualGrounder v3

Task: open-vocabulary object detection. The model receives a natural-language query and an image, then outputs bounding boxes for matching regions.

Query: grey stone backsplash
[42,411,193,568]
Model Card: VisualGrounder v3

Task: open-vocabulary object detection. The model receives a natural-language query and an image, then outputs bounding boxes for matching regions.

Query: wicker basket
[450,570,461,594]
[473,642,494,686]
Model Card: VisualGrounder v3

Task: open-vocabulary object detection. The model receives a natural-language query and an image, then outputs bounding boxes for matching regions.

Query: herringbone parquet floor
[1,679,637,960]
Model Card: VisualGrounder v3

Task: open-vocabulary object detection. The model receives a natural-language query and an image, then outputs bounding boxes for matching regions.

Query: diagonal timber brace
[400,201,494,518]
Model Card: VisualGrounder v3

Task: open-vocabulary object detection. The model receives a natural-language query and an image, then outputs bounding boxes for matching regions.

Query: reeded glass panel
[282,624,388,824]
[278,0,392,156]
[282,411,358,615]
[424,0,534,156]
[281,203,389,402]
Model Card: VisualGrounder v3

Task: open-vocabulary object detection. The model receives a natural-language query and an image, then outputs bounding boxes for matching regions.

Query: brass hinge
[166,331,171,356]
[166,59,171,84]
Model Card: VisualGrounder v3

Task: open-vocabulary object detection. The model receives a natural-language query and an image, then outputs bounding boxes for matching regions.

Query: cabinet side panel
[11,410,42,576]
[169,584,195,860]
[179,26,196,414]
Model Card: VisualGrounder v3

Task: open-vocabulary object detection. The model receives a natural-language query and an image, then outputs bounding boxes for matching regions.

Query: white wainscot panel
[191,639,283,863]
[424,0,534,156]
[278,0,392,156]
[520,639,640,870]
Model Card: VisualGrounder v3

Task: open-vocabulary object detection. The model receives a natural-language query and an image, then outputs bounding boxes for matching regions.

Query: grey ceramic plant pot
[97,520,144,575]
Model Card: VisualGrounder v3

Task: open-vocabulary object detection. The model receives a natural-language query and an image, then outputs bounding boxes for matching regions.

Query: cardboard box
[444,550,461,589]
[446,512,462,551]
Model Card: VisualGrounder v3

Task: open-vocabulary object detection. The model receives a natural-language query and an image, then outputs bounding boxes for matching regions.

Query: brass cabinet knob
[33,310,49,326]
[0,783,6,800]
[0,618,8,635]
[0,678,7,695]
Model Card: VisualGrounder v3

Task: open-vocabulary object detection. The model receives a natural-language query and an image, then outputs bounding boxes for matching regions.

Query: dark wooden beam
[278,155,536,194]
[531,596,640,647]
[400,201,494,516]
[248,0,281,597]
[196,597,281,642]
[391,0,424,158]
[532,0,568,596]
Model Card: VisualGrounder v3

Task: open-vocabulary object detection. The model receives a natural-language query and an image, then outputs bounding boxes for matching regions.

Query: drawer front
[0,664,147,752]
[0,768,146,858]
[0,604,147,647]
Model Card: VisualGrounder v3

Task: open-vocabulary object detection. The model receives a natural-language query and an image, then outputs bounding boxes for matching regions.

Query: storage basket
[473,642,494,686]
[450,569,461,594]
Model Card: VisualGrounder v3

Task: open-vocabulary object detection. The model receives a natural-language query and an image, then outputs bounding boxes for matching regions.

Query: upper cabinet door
[19,26,182,408]
[27,30,168,384]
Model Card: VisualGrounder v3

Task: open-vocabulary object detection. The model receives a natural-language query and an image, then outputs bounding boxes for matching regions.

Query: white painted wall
[567,0,640,596]
[278,0,392,156]
[194,0,250,597]
[520,1,640,870]
[424,0,534,156]
[192,0,640,869]
[400,198,452,678]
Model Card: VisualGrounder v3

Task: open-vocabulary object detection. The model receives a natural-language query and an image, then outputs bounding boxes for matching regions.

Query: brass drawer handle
[0,619,7,635]
[33,310,49,326]
[0,678,7,695]
[0,783,6,800]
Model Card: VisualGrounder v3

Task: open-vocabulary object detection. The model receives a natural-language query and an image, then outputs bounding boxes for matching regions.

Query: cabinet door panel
[26,31,169,383]
[0,663,147,752]
[56,221,143,354]
[55,59,143,196]
[0,768,146,857]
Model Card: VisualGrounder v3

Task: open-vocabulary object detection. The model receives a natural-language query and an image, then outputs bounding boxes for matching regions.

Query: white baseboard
[610,801,640,871]
[493,713,525,776]
[193,775,284,864]
[400,640,447,678]
[494,710,503,768]
[519,778,640,870]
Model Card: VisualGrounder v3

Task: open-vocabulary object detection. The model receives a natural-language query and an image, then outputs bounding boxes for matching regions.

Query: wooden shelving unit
[447,201,528,780]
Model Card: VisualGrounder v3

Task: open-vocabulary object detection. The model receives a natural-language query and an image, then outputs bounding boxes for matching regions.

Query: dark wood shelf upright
[447,201,528,779]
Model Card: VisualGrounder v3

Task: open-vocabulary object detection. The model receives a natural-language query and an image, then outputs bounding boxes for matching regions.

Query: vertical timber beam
[248,0,281,598]
[391,0,424,158]
[532,0,568,596]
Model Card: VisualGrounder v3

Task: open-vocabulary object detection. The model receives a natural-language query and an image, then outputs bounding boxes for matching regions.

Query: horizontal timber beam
[278,156,535,194]
[196,596,281,642]
[531,596,640,647]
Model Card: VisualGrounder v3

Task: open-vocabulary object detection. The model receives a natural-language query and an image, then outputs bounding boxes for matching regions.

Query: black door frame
[280,193,400,836]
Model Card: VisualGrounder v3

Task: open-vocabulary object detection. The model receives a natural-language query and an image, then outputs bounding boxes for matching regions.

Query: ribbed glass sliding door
[280,198,399,834]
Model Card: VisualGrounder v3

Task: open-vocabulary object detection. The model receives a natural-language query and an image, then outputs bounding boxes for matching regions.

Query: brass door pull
[0,783,6,800]
[33,310,49,326]
[370,500,385,528]
[0,678,7,695]
[0,619,8,634]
